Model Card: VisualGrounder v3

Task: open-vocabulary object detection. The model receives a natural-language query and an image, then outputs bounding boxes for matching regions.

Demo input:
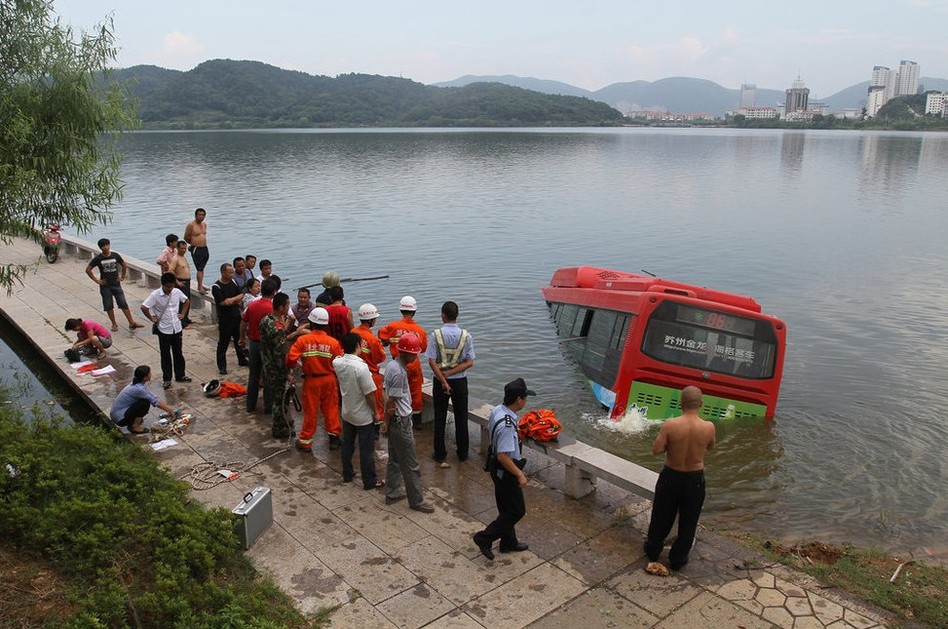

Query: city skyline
[56,0,948,97]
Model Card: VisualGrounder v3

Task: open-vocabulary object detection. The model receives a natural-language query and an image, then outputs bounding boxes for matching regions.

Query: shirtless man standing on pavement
[184,207,209,293]
[643,385,716,572]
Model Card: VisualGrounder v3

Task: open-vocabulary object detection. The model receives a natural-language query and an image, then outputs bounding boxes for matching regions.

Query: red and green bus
[542,267,787,420]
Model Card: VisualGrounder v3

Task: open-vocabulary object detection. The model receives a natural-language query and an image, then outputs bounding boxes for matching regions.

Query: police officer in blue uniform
[473,378,535,560]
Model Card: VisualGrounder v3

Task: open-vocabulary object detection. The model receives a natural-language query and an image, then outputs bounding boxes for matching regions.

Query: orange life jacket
[517,409,562,442]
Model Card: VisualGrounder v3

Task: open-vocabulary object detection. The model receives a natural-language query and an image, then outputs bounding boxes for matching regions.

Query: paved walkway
[0,238,894,628]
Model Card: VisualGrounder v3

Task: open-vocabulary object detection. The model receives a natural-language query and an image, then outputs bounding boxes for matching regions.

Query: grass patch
[0,408,332,627]
[727,533,948,628]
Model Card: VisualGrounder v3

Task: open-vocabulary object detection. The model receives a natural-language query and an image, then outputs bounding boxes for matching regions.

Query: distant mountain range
[108,60,948,128]
[435,75,948,117]
[109,60,623,129]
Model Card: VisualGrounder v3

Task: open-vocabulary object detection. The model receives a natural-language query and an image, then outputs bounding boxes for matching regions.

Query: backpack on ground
[517,409,562,442]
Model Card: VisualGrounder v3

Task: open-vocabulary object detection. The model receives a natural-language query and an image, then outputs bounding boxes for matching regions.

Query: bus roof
[546,266,764,314]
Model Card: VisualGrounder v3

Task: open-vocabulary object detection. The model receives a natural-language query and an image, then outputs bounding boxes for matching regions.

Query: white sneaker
[375,450,389,461]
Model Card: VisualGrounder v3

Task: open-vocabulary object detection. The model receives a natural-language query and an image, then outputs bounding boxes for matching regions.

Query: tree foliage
[0,0,135,289]
[111,59,623,129]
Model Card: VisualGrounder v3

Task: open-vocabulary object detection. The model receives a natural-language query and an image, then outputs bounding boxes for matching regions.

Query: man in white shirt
[334,333,383,490]
[141,272,190,390]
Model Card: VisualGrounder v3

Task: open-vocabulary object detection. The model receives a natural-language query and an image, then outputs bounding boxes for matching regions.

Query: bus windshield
[641,302,778,379]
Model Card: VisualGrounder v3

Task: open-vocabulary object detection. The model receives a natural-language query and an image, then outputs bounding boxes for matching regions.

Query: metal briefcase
[233,486,273,550]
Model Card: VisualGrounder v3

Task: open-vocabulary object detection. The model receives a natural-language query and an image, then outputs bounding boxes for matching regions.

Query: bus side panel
[622,381,768,420]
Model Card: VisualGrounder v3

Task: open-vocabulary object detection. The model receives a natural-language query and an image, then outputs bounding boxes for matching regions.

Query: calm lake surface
[85,128,948,562]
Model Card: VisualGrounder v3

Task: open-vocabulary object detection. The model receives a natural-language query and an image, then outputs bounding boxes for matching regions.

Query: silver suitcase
[233,487,273,549]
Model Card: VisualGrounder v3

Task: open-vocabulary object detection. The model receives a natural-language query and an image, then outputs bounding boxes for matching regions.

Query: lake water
[81,128,948,563]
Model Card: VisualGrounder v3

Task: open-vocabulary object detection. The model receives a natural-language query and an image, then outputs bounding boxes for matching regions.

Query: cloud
[156,30,205,69]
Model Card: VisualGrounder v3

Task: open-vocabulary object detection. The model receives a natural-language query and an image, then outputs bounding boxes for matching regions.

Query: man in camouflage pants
[260,292,308,438]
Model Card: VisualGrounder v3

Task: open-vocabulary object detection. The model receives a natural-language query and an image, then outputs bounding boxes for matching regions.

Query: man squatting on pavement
[473,377,536,560]
[381,332,435,513]
[644,385,716,572]
[426,300,475,467]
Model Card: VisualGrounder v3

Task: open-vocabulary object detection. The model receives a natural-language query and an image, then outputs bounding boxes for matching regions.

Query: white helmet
[203,379,221,398]
[308,307,330,325]
[399,295,417,312]
[358,303,379,320]
[321,270,340,288]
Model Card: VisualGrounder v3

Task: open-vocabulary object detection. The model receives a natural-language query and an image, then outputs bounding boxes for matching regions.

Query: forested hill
[109,59,623,128]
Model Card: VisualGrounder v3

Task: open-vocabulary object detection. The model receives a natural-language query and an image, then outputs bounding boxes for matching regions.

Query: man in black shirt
[85,238,144,332]
[212,263,249,374]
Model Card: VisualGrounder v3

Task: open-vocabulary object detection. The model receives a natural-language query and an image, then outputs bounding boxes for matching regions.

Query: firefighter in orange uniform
[378,296,427,426]
[352,303,387,417]
[286,307,343,452]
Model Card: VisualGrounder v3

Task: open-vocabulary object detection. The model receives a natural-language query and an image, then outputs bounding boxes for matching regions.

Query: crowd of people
[79,208,712,571]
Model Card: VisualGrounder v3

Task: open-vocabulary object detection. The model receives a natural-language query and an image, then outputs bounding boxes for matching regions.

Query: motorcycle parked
[42,222,62,263]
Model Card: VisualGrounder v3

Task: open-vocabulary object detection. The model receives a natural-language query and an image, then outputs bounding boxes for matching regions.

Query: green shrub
[0,411,312,627]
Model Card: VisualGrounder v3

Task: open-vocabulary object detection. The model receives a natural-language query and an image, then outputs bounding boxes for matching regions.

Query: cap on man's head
[399,296,417,312]
[504,377,536,399]
[322,270,340,288]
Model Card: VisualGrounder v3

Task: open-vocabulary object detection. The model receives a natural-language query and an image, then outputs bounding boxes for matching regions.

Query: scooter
[42,222,62,263]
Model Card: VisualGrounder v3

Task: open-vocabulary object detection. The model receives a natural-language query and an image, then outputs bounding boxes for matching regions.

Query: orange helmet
[395,332,423,354]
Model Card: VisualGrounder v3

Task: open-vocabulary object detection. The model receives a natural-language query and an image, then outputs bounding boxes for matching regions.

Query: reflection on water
[80,128,948,563]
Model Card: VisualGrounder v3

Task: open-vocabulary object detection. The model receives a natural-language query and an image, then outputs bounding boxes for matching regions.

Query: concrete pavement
[0,237,894,628]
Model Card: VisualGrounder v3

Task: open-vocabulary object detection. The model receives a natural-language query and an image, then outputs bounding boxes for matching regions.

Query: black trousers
[475,470,526,549]
[432,376,469,461]
[216,318,244,371]
[341,421,377,489]
[157,330,185,383]
[117,399,151,427]
[246,339,271,413]
[644,466,706,568]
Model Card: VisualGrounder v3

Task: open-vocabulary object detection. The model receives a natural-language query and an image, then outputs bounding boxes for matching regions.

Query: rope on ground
[180,447,291,490]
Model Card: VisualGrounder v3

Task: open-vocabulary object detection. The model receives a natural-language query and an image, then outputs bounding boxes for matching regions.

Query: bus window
[555,304,578,336]
[641,301,777,379]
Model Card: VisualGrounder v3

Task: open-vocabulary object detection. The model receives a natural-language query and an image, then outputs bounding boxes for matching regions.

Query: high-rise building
[870,66,896,101]
[740,84,756,108]
[784,78,809,116]
[896,60,920,96]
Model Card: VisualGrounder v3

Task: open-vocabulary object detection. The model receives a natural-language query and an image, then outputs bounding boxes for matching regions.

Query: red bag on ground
[517,409,562,442]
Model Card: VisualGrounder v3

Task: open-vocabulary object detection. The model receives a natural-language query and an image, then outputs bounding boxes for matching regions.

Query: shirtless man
[184,207,209,293]
[643,386,716,571]
[169,240,193,327]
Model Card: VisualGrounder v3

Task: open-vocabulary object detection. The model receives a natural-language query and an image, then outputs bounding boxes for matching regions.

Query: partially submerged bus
[542,267,787,420]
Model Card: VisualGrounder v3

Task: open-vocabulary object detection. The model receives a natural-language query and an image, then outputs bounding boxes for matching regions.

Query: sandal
[110,324,119,332]
[129,322,144,329]
[129,427,149,434]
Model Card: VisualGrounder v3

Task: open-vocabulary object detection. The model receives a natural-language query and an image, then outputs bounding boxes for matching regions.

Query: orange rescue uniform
[378,317,427,412]
[286,329,343,446]
[352,323,387,417]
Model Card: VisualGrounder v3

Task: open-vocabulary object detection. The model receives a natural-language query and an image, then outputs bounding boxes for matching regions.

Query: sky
[55,0,948,97]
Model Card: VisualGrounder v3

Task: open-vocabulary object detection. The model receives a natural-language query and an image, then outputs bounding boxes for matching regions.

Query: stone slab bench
[453,395,659,501]
[60,234,218,322]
